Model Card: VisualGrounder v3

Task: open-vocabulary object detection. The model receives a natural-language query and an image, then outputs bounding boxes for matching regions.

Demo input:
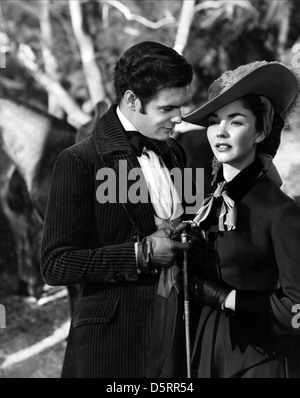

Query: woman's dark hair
[114,41,193,107]
[241,94,285,158]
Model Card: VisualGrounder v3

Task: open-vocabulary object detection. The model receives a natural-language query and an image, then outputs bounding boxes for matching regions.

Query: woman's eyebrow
[228,112,247,118]
[209,112,247,118]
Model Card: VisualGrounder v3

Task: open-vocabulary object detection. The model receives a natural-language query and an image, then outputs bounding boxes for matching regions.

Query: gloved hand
[137,223,193,276]
[190,276,232,311]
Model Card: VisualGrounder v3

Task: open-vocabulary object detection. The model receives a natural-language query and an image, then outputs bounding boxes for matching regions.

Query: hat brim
[184,63,298,127]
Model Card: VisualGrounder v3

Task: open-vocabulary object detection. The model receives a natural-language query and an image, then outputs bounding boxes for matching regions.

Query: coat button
[132,233,140,242]
[150,268,158,276]
[114,273,126,282]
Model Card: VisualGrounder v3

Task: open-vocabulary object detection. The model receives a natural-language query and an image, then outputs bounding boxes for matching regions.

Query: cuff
[135,242,141,274]
[224,289,236,311]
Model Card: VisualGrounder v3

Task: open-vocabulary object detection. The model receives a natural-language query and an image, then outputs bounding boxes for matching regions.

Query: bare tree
[17,44,91,127]
[69,0,106,109]
[101,0,175,30]
[39,0,64,118]
[173,0,196,54]
[263,0,292,59]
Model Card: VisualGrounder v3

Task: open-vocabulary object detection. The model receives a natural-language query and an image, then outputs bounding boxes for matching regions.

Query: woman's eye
[231,120,242,126]
[208,119,218,126]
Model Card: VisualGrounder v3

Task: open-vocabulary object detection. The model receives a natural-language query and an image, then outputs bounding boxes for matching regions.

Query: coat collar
[92,104,135,158]
[92,104,183,167]
[214,158,265,202]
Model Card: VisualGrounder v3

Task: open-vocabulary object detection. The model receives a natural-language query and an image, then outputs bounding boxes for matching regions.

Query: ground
[0,208,70,379]
[0,291,70,378]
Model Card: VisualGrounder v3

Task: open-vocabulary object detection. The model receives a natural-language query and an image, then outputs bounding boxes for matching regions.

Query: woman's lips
[215,143,232,151]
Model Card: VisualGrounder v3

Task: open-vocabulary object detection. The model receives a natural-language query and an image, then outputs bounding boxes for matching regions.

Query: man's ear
[124,90,138,111]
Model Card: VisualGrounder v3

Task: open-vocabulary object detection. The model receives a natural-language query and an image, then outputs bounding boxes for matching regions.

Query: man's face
[131,86,189,141]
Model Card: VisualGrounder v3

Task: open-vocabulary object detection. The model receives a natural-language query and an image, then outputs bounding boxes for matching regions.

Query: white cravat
[117,106,183,223]
[138,149,183,223]
[117,107,184,297]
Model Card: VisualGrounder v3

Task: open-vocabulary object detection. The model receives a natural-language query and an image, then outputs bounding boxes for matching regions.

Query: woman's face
[207,99,264,171]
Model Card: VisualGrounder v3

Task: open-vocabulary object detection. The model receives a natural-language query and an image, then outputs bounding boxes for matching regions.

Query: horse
[0,96,78,310]
[0,155,44,297]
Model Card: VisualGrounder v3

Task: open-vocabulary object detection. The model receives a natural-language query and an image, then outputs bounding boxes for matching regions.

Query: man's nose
[170,110,182,124]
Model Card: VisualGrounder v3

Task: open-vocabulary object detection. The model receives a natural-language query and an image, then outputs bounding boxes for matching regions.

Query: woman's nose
[217,121,229,136]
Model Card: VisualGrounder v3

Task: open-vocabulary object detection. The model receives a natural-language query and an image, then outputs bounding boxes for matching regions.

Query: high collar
[92,104,177,168]
[92,104,136,158]
[214,158,265,201]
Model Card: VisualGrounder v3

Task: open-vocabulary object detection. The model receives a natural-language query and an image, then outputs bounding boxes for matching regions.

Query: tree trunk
[69,0,106,109]
[39,0,64,118]
[173,0,196,54]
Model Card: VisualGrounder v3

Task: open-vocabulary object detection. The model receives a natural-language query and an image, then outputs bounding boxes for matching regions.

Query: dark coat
[192,160,300,378]
[41,105,189,378]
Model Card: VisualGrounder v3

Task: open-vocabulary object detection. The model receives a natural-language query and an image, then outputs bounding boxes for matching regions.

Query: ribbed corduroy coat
[41,105,189,378]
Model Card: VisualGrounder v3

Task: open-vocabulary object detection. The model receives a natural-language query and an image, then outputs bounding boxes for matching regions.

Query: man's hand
[137,223,193,275]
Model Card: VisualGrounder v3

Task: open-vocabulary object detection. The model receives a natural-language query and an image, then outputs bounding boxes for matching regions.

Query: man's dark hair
[114,41,193,106]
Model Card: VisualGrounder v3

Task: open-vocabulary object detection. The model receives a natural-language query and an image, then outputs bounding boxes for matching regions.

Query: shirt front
[117,106,184,297]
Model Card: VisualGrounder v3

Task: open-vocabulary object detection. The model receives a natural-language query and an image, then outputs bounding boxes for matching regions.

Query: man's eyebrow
[158,105,176,108]
[158,102,187,109]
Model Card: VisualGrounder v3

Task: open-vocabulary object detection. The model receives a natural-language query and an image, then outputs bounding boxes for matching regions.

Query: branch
[195,0,257,15]
[173,0,196,54]
[39,0,64,118]
[17,44,91,128]
[194,0,258,29]
[6,0,77,56]
[102,0,176,29]
[69,0,106,108]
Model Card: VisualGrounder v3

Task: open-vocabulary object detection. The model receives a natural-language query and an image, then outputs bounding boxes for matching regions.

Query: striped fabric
[41,105,189,378]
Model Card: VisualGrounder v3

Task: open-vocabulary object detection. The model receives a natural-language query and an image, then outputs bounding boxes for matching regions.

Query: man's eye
[208,119,218,126]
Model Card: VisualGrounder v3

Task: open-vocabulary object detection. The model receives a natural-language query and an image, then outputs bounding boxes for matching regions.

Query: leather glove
[190,276,273,319]
[190,276,232,311]
[137,223,192,276]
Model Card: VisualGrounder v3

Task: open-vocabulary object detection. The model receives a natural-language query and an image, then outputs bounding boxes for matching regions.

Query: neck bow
[126,130,169,157]
[193,181,237,231]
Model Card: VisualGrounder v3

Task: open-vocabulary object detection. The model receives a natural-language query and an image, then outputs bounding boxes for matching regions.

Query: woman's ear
[255,130,266,144]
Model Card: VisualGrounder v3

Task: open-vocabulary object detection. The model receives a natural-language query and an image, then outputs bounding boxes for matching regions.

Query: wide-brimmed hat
[184,61,298,127]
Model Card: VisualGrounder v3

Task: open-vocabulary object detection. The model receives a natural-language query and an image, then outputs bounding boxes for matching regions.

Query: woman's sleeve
[270,201,300,335]
[41,148,138,287]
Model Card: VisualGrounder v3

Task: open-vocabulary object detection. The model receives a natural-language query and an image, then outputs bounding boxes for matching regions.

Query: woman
[184,61,300,378]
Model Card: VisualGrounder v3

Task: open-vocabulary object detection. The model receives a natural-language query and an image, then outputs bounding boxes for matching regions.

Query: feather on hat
[184,61,299,127]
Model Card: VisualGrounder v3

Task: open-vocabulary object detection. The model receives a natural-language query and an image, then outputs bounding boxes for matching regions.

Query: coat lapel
[92,105,156,238]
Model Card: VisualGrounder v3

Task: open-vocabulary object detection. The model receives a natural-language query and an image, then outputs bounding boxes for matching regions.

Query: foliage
[0,0,300,116]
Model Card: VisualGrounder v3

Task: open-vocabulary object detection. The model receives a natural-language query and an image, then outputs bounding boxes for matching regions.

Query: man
[41,41,194,378]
